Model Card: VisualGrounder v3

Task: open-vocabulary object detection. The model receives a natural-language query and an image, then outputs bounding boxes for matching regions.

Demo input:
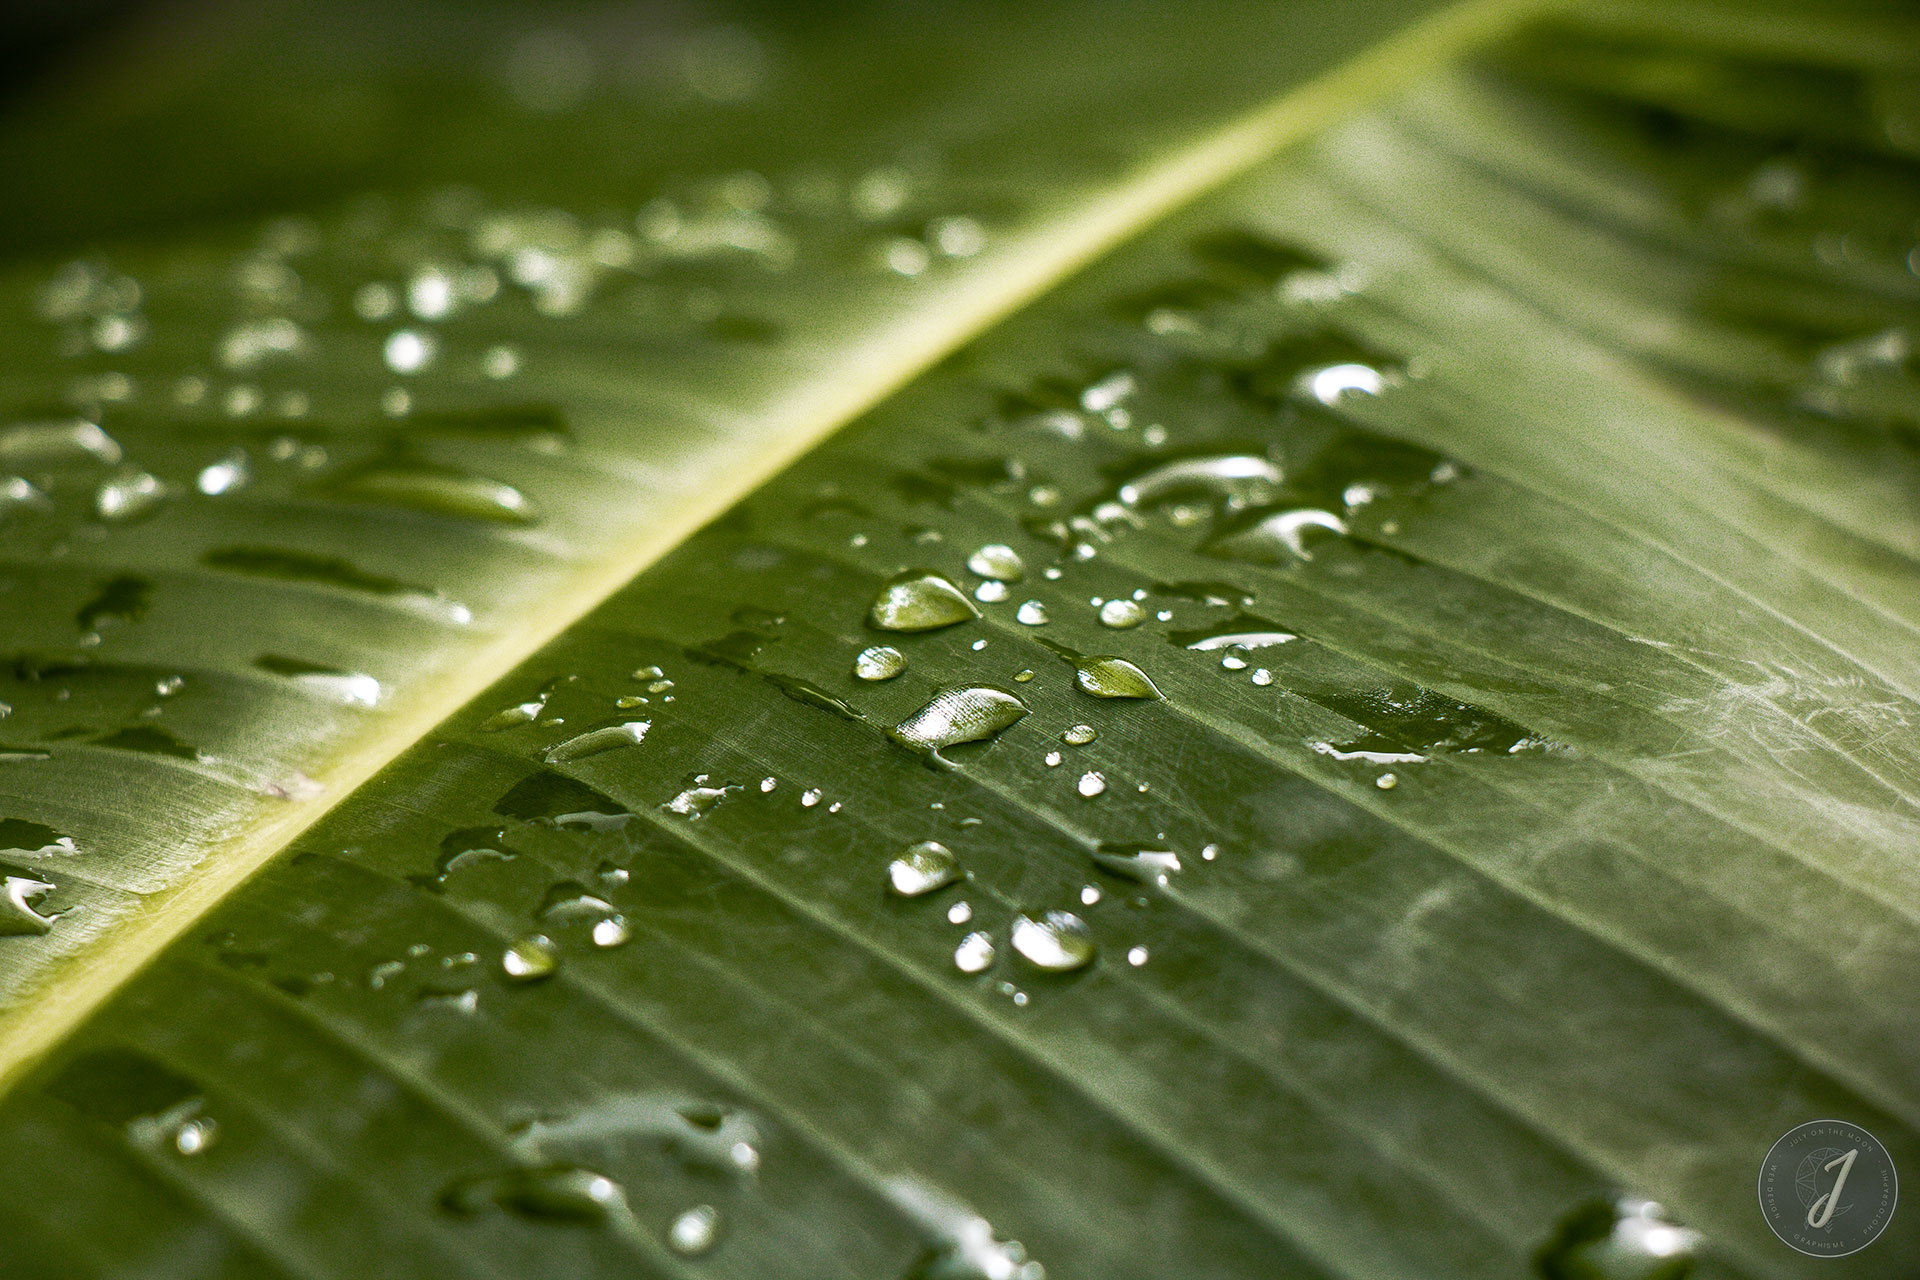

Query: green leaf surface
[3,1,1919,1278]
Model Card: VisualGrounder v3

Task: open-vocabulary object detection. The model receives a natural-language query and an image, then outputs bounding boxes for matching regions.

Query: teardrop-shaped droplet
[1073,656,1161,700]
[1092,844,1182,885]
[887,841,961,896]
[663,783,735,818]
[0,419,122,468]
[1211,508,1347,562]
[892,686,1028,751]
[332,463,538,524]
[854,645,907,681]
[966,544,1025,582]
[667,1204,723,1257]
[1011,910,1095,971]
[1098,599,1145,629]
[502,934,558,982]
[954,931,996,974]
[869,570,979,632]
[1117,453,1281,508]
[542,721,648,764]
[1061,724,1097,745]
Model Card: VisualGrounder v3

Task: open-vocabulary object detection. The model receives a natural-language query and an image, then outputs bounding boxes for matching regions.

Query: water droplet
[758,777,777,793]
[967,544,1025,581]
[1251,669,1273,686]
[384,328,436,374]
[1305,362,1386,404]
[330,462,537,524]
[1097,599,1145,629]
[1076,772,1106,798]
[1126,946,1149,967]
[887,841,961,897]
[1375,772,1397,790]
[0,419,122,468]
[1043,751,1063,767]
[483,345,521,379]
[254,655,381,707]
[1117,453,1281,509]
[954,931,995,973]
[481,685,552,731]
[1211,508,1347,562]
[870,570,979,632]
[1537,1196,1700,1279]
[663,783,736,819]
[1061,725,1096,746]
[1011,910,1095,972]
[1071,656,1161,700]
[542,720,648,764]
[854,645,907,681]
[947,900,973,925]
[94,469,169,522]
[444,1165,630,1225]
[667,1204,722,1257]
[892,686,1028,752]
[975,580,1011,603]
[502,934,558,982]
[0,871,59,935]
[1092,844,1181,886]
[1015,600,1049,626]
[416,985,480,1014]
[197,450,251,495]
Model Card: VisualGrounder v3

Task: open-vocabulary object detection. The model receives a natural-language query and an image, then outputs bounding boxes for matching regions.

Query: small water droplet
[1012,669,1035,684]
[801,788,823,808]
[480,684,552,731]
[1015,600,1049,626]
[967,544,1025,581]
[1305,363,1386,405]
[197,450,251,495]
[1011,910,1095,972]
[1079,885,1101,906]
[331,461,537,524]
[870,571,979,632]
[1092,844,1181,886]
[0,418,122,468]
[1212,508,1347,562]
[1061,724,1096,745]
[1097,599,1144,629]
[892,686,1028,752]
[502,934,558,982]
[975,580,1010,603]
[1117,453,1281,509]
[667,1204,722,1257]
[1251,668,1273,686]
[948,900,973,925]
[384,329,436,374]
[663,783,736,819]
[954,931,995,973]
[1375,772,1397,790]
[854,645,907,681]
[758,777,777,793]
[1076,772,1106,798]
[887,841,961,897]
[95,469,169,522]
[1043,751,1063,767]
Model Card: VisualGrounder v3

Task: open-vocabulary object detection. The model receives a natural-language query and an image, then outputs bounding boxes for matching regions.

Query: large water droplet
[331,462,537,524]
[543,720,648,764]
[854,645,907,681]
[888,841,961,896]
[0,870,59,936]
[0,419,122,468]
[254,655,381,707]
[1211,508,1347,562]
[502,934,558,982]
[870,570,979,632]
[1071,656,1160,700]
[892,686,1028,751]
[1011,910,1095,971]
[967,544,1025,582]
[1117,453,1281,509]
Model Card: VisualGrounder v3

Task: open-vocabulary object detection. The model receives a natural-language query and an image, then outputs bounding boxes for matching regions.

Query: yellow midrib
[0,0,1546,1094]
